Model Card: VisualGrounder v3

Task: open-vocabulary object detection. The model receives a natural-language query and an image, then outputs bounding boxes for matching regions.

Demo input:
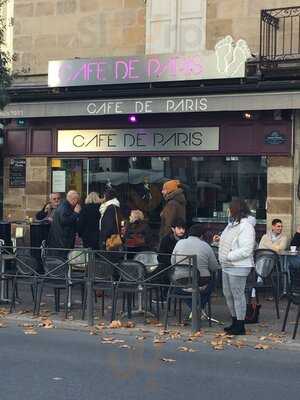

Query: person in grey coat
[171,224,219,310]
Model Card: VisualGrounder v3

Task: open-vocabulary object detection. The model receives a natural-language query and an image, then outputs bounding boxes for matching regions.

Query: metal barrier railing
[0,245,201,332]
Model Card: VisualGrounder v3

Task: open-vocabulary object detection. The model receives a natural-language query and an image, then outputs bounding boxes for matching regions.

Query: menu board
[52,170,66,193]
[9,159,26,188]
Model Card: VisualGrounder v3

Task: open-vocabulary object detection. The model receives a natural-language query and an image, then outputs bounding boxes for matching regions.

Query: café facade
[0,44,298,237]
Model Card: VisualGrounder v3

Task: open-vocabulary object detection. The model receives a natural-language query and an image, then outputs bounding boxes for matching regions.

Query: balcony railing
[259,6,300,73]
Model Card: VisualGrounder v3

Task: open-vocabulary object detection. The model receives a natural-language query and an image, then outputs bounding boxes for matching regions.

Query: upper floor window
[146,0,206,54]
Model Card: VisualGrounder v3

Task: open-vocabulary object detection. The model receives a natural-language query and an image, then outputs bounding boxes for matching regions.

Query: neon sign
[48,38,250,87]
[49,55,205,87]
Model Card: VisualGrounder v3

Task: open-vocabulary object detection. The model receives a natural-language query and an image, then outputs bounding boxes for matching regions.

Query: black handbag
[245,303,261,324]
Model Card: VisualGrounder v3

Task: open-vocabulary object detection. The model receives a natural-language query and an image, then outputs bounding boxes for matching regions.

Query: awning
[0,90,300,119]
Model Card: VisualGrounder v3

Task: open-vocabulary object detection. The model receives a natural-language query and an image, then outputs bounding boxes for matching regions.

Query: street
[1,323,300,400]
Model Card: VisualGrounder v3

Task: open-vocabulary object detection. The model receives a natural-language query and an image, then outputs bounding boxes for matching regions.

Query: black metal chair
[114,260,147,319]
[134,251,165,315]
[248,248,281,319]
[81,257,116,321]
[36,256,70,317]
[282,265,300,339]
[164,263,210,329]
[9,254,40,314]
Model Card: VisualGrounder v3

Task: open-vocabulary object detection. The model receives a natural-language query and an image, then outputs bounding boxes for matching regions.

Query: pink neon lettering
[58,64,73,83]
[147,58,161,78]
[128,59,139,79]
[115,61,129,80]
[70,64,85,82]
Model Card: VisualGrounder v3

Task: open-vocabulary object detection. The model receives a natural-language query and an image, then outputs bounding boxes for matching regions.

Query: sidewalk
[1,284,299,351]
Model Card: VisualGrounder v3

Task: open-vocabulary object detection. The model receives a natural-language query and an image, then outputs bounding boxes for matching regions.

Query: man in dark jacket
[155,218,186,286]
[160,180,186,239]
[47,191,81,257]
[36,192,61,222]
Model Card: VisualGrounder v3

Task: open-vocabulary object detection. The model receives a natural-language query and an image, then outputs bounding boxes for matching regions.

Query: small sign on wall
[9,158,26,188]
[52,170,66,193]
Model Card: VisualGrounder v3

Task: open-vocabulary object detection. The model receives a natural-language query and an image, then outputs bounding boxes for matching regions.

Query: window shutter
[177,0,206,53]
[146,0,177,54]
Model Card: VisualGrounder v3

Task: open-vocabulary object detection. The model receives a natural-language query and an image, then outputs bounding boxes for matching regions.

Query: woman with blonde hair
[78,191,101,249]
[124,209,153,256]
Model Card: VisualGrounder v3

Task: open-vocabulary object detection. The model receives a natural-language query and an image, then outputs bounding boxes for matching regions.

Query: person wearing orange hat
[159,179,186,238]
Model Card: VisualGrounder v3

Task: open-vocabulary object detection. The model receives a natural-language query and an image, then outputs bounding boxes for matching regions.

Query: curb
[4,313,300,352]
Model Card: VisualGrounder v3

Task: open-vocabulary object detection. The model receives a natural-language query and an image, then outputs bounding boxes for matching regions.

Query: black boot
[227,320,246,335]
[224,316,237,332]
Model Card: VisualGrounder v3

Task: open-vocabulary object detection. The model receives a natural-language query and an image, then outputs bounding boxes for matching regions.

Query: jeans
[173,278,214,309]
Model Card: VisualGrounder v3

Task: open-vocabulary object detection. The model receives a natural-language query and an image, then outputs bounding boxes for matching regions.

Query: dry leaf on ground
[161,358,176,363]
[212,345,224,350]
[109,320,122,329]
[39,319,54,329]
[119,345,132,349]
[153,338,167,344]
[122,321,135,328]
[136,336,146,341]
[23,329,38,335]
[254,343,271,350]
[0,322,8,328]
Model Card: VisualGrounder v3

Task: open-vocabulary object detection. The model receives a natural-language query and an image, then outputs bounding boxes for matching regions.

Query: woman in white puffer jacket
[219,199,256,335]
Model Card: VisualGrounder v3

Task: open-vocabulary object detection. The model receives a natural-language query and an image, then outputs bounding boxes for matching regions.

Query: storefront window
[51,156,267,226]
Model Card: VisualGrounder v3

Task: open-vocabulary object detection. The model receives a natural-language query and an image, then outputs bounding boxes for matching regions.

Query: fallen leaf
[109,320,122,329]
[23,329,38,335]
[39,319,54,329]
[20,323,35,328]
[161,358,176,363]
[231,340,246,349]
[102,337,114,341]
[177,346,189,352]
[191,331,204,338]
[123,321,135,328]
[0,322,8,328]
[119,344,129,348]
[212,345,224,350]
[153,338,166,344]
[136,336,146,341]
[259,336,267,341]
[255,343,271,350]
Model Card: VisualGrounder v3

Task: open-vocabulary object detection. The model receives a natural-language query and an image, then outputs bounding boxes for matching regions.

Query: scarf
[99,198,120,216]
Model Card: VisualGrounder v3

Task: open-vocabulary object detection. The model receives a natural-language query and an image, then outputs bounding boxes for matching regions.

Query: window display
[51,156,267,226]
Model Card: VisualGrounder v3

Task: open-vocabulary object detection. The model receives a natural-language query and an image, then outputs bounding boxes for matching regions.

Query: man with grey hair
[47,190,81,255]
[36,192,61,222]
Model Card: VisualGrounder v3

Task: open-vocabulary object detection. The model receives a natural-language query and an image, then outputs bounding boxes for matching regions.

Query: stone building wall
[267,156,294,238]
[3,157,50,220]
[13,0,300,75]
[206,0,300,51]
[13,0,146,74]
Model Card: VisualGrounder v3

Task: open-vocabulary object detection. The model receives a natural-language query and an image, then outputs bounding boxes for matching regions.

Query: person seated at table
[290,225,300,249]
[158,218,186,268]
[281,226,300,270]
[171,224,219,313]
[36,192,61,222]
[123,209,154,257]
[258,218,288,253]
[147,218,187,292]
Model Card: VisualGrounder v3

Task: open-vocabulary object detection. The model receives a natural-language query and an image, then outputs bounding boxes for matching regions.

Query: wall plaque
[57,127,220,153]
[9,159,26,188]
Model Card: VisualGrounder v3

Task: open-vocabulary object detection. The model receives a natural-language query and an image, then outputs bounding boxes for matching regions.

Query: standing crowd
[35,180,296,335]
